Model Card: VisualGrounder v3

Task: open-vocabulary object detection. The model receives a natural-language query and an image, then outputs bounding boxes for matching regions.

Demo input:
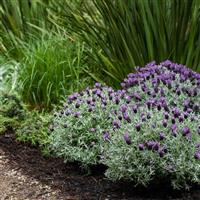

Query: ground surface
[0,133,200,200]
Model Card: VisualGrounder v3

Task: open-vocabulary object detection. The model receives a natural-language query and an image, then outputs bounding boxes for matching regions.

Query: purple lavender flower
[123,132,132,145]
[135,124,141,132]
[112,120,121,129]
[95,82,101,88]
[120,104,128,113]
[159,132,165,140]
[103,131,110,142]
[164,113,169,120]
[115,97,120,104]
[178,116,184,123]
[162,119,168,128]
[171,124,177,131]
[152,141,160,151]
[182,127,190,136]
[74,112,81,118]
[146,141,155,150]
[132,105,138,113]
[123,112,131,123]
[158,148,165,158]
[125,96,131,104]
[194,151,200,159]
[171,118,176,124]
[138,143,145,151]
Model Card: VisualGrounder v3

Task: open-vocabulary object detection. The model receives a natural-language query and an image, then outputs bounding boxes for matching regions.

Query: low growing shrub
[16,111,52,155]
[49,61,200,189]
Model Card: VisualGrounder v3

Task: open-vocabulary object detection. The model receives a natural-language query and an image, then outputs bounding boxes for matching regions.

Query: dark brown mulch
[0,133,200,200]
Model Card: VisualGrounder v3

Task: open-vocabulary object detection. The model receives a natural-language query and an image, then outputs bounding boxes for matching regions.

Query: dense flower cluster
[49,61,200,189]
[108,60,200,157]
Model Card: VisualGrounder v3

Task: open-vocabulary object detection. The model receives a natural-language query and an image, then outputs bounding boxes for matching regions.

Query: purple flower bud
[125,96,131,104]
[123,132,132,145]
[120,104,128,113]
[146,141,154,150]
[184,112,189,119]
[115,97,120,104]
[74,112,81,118]
[103,131,110,142]
[162,119,167,128]
[65,110,71,116]
[158,149,165,158]
[152,141,160,151]
[182,127,190,136]
[164,113,169,120]
[135,124,141,132]
[95,82,101,88]
[159,132,165,140]
[171,118,176,124]
[178,116,184,123]
[123,113,131,123]
[171,124,177,131]
[132,105,138,113]
[194,151,200,159]
[138,143,145,151]
[112,120,121,129]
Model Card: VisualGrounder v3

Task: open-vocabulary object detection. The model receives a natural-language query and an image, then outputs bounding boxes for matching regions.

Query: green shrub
[16,111,52,155]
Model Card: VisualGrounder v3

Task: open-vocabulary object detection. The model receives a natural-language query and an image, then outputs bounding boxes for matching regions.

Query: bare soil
[0,133,200,200]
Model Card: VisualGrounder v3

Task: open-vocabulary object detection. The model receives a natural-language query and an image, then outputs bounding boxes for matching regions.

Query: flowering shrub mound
[49,61,200,189]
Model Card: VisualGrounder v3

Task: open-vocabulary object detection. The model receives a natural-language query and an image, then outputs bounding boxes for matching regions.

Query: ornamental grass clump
[49,83,126,166]
[102,61,200,189]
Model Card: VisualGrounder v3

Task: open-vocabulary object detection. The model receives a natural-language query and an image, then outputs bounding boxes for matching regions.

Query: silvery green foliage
[49,61,200,189]
[102,61,200,189]
[49,84,125,165]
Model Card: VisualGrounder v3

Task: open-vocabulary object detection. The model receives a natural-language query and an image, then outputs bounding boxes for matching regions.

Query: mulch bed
[0,132,200,200]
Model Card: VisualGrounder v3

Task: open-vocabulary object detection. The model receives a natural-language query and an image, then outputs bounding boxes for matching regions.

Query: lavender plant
[49,61,200,189]
[102,61,200,189]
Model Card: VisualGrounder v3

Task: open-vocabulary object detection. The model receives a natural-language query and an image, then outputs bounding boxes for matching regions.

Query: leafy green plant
[0,92,26,133]
[19,34,92,110]
[50,0,200,87]
[16,111,52,155]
